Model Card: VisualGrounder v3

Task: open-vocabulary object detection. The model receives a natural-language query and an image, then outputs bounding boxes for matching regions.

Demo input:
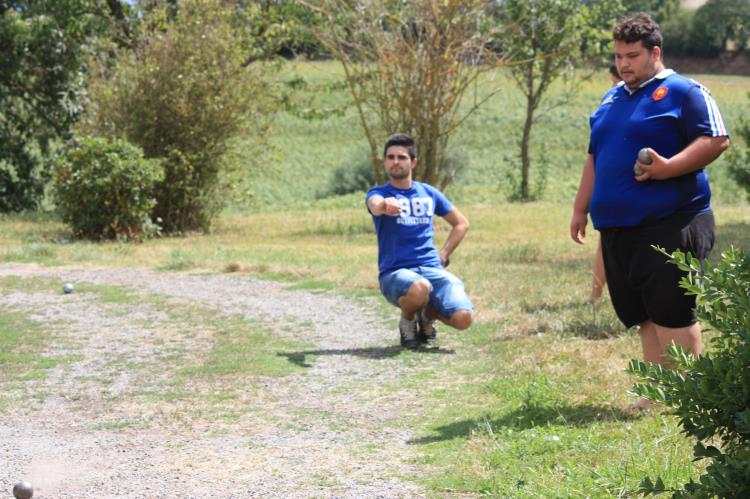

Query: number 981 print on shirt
[397,196,434,224]
[366,181,454,276]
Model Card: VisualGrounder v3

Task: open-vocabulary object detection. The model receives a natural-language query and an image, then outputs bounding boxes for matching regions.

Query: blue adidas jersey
[366,181,452,277]
[588,70,728,229]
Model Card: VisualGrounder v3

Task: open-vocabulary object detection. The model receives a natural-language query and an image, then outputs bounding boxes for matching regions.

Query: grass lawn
[1,61,749,496]
[2,200,748,496]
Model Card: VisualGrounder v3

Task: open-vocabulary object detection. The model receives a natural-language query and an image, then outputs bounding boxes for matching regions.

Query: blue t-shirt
[365,181,452,277]
[588,70,728,229]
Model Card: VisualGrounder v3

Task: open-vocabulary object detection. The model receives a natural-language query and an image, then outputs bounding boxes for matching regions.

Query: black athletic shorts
[599,210,715,329]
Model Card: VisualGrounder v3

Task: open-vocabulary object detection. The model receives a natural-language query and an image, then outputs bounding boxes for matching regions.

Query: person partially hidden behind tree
[366,133,473,349]
[589,65,623,304]
[570,13,730,413]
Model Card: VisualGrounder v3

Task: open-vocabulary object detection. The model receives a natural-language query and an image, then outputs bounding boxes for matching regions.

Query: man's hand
[438,249,450,267]
[367,195,402,216]
[634,136,730,182]
[380,197,402,216]
[634,147,669,181]
[570,210,588,245]
[438,207,469,266]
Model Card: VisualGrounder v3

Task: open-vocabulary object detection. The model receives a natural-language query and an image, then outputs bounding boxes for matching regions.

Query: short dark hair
[613,12,662,51]
[383,133,417,159]
[609,65,619,78]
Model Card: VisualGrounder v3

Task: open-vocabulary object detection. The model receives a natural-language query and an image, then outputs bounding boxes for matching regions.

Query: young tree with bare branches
[305,0,509,189]
[497,0,619,200]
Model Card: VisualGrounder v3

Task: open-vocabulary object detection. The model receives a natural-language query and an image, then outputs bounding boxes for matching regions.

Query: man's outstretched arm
[367,195,401,216]
[439,207,470,265]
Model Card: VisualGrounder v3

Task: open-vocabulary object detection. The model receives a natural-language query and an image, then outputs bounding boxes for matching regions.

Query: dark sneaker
[399,317,420,349]
[417,308,438,348]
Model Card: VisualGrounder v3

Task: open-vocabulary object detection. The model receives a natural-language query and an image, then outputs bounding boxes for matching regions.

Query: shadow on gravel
[408,403,624,445]
[278,346,456,367]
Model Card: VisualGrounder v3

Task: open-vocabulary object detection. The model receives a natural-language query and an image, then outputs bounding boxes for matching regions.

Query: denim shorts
[379,266,474,319]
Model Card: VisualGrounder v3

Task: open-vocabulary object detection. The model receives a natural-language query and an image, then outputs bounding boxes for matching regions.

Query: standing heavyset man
[570,13,730,411]
[366,133,473,349]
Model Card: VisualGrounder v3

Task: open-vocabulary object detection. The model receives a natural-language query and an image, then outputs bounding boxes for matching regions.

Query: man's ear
[652,45,662,63]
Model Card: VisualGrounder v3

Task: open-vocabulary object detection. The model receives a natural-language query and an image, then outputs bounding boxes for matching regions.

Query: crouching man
[366,133,474,349]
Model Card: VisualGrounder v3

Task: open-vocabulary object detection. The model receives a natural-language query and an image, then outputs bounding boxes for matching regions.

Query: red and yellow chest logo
[652,86,669,101]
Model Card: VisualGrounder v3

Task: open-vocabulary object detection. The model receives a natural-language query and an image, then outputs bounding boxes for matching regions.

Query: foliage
[320,145,375,198]
[619,0,681,24]
[690,0,750,57]
[305,0,508,189]
[0,0,123,212]
[728,99,750,203]
[627,248,750,498]
[259,0,325,58]
[660,9,696,57]
[319,143,467,198]
[53,136,164,240]
[495,0,619,201]
[80,0,278,233]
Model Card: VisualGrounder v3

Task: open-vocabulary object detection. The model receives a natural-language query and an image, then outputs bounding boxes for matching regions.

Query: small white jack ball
[63,283,74,294]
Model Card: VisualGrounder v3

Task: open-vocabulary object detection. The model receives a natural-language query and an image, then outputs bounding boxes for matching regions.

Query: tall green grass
[238,61,750,210]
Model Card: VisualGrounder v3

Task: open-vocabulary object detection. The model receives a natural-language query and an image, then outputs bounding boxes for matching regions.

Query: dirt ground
[0,263,452,498]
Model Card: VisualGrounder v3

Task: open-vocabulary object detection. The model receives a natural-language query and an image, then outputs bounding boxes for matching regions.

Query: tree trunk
[520,91,535,200]
[371,145,384,185]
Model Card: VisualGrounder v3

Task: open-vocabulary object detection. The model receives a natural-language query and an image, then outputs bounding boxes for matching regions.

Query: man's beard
[388,168,410,180]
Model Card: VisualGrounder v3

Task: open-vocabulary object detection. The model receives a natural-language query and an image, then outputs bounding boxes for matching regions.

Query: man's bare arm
[570,154,595,245]
[634,135,730,181]
[367,195,401,216]
[439,207,470,265]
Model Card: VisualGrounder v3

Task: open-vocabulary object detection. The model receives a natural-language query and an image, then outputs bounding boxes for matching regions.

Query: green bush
[80,0,277,233]
[661,9,696,57]
[319,143,469,199]
[627,248,750,498]
[53,136,163,240]
[0,2,106,213]
[320,146,375,198]
[728,111,750,203]
[688,0,750,57]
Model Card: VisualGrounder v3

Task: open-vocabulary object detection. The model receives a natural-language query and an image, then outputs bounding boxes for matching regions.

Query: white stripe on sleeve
[699,85,728,136]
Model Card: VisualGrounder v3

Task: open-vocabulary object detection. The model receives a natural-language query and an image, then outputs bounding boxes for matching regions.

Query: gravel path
[0,263,449,498]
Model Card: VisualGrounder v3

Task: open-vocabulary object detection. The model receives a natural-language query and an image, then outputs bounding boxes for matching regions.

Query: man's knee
[405,278,431,300]
[450,309,473,330]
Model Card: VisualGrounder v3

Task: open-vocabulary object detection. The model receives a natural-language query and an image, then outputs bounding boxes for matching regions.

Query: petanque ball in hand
[13,481,33,499]
[637,148,653,165]
[634,148,652,176]
[63,283,74,294]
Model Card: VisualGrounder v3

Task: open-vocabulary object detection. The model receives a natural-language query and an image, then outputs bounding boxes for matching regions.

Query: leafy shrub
[320,144,469,199]
[53,136,163,240]
[627,248,750,498]
[660,9,696,57]
[80,0,277,233]
[0,2,102,212]
[321,146,375,198]
[688,0,750,57]
[728,112,750,203]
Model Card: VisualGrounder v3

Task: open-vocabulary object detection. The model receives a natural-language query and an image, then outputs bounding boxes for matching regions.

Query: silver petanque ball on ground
[63,283,74,294]
[13,481,33,499]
